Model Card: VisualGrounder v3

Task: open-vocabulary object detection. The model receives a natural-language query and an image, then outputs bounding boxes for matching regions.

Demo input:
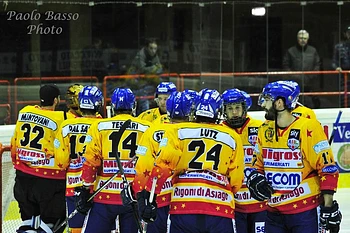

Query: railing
[0,71,347,124]
[14,76,98,121]
[178,70,349,106]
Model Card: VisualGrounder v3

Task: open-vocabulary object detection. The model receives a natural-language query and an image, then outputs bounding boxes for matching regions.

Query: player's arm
[132,129,157,193]
[304,120,339,195]
[81,123,102,185]
[305,120,342,233]
[53,124,70,170]
[246,126,274,201]
[227,134,244,194]
[10,126,18,164]
[145,128,180,194]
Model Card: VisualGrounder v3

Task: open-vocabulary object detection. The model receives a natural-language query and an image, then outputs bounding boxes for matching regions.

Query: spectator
[332,25,350,72]
[283,30,321,89]
[128,38,163,75]
[81,38,108,82]
[332,25,350,107]
[128,38,164,114]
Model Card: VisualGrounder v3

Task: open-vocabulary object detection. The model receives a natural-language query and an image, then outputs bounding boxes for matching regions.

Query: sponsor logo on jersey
[30,158,55,167]
[269,183,311,204]
[287,129,300,150]
[322,165,338,173]
[262,148,301,161]
[292,112,302,117]
[102,159,136,174]
[173,186,231,202]
[153,130,165,143]
[313,140,330,154]
[264,128,274,142]
[263,148,302,168]
[69,156,85,169]
[17,148,46,161]
[136,145,147,156]
[266,171,302,190]
[159,137,168,147]
[67,173,83,186]
[234,190,253,202]
[248,127,259,146]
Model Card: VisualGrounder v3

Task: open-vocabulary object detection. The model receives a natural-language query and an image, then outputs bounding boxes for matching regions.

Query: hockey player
[247,81,341,233]
[66,84,84,118]
[123,91,193,233]
[54,85,103,233]
[221,88,265,233]
[183,89,201,122]
[11,84,66,233]
[138,89,244,233]
[138,81,177,122]
[75,88,152,233]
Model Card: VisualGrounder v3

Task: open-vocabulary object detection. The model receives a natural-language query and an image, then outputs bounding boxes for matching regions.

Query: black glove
[246,170,274,201]
[121,183,136,206]
[137,190,157,223]
[74,186,93,215]
[320,200,342,233]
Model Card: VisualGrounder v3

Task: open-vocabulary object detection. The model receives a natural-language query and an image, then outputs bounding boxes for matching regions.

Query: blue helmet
[155,82,177,98]
[258,81,300,109]
[166,91,193,119]
[183,89,200,107]
[195,89,223,120]
[222,89,246,106]
[78,85,104,112]
[222,88,248,128]
[111,88,136,110]
[241,90,252,110]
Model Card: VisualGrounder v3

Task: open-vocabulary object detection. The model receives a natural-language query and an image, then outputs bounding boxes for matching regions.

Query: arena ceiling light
[251,7,266,16]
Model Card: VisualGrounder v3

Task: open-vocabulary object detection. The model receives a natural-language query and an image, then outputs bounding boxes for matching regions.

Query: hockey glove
[121,183,137,206]
[74,186,93,215]
[246,170,274,201]
[320,200,342,233]
[137,190,157,223]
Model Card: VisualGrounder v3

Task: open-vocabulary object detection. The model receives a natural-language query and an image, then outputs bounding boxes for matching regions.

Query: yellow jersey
[252,117,339,214]
[11,105,66,179]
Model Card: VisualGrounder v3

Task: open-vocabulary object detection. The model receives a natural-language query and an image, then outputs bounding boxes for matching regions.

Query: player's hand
[137,190,157,223]
[74,186,93,215]
[246,170,274,201]
[121,183,136,206]
[320,200,342,233]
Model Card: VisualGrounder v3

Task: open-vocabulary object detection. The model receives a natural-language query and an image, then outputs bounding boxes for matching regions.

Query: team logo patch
[265,128,274,142]
[153,130,165,143]
[248,127,258,146]
[287,129,300,151]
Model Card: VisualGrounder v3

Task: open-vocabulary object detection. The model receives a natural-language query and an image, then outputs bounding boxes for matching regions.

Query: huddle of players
[10,80,341,233]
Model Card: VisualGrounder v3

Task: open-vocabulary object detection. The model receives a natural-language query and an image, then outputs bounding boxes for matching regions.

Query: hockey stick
[114,122,144,233]
[142,177,158,233]
[328,110,343,145]
[53,120,132,233]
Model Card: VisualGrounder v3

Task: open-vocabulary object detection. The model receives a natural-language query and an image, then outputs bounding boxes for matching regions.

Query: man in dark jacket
[283,30,321,72]
[283,30,321,106]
